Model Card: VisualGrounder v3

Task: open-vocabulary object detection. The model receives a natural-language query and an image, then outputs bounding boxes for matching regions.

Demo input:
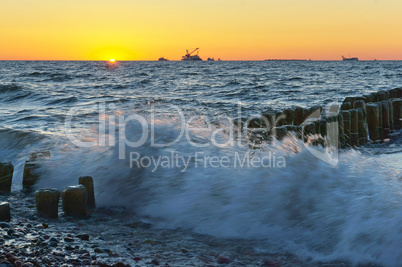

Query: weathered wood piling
[62,185,88,217]
[23,151,51,189]
[0,161,14,193]
[246,87,401,148]
[0,202,11,221]
[35,189,60,219]
[79,176,96,209]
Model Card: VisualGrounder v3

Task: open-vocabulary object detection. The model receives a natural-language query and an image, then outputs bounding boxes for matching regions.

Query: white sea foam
[23,117,402,266]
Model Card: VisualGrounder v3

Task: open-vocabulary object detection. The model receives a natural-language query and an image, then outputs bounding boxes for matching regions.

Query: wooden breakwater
[1,87,401,220]
[247,87,401,148]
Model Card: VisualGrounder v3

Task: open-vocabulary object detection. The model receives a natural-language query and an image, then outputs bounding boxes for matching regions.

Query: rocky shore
[1,192,374,267]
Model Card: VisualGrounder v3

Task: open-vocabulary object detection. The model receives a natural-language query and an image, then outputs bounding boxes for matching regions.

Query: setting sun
[109,59,116,63]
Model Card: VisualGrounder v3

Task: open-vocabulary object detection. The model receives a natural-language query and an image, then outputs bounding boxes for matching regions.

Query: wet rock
[62,185,87,217]
[0,202,11,221]
[0,222,11,228]
[263,260,281,266]
[6,229,15,236]
[64,237,74,242]
[79,176,95,209]
[0,161,13,193]
[217,255,231,264]
[35,188,60,219]
[94,248,105,253]
[77,234,89,241]
[29,151,51,161]
[151,259,160,265]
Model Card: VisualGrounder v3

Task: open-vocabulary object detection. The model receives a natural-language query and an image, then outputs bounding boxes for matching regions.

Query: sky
[0,0,401,60]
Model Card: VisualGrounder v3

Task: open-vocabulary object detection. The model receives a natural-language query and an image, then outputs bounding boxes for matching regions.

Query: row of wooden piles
[1,151,96,221]
[247,87,401,148]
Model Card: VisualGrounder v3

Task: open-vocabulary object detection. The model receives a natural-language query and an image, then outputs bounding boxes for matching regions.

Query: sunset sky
[1,0,401,60]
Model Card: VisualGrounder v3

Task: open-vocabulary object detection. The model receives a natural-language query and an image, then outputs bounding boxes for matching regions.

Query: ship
[181,48,203,61]
[158,57,169,61]
[342,56,358,61]
[207,57,215,61]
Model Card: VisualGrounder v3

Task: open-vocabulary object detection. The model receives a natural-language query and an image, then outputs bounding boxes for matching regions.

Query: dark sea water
[0,61,401,265]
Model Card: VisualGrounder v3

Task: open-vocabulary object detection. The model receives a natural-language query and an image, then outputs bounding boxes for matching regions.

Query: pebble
[217,255,231,264]
[76,234,89,241]
[94,248,105,253]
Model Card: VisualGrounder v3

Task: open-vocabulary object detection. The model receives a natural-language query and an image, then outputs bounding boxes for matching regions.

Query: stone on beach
[29,151,51,162]
[62,185,88,217]
[79,176,96,209]
[35,188,60,219]
[0,202,11,221]
[0,161,14,193]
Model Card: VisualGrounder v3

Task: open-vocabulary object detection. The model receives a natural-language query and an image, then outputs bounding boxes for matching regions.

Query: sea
[0,60,401,265]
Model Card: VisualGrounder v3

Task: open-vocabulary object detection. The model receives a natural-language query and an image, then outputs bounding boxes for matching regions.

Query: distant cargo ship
[182,48,203,61]
[342,56,358,61]
[265,59,307,61]
[207,58,215,61]
[158,57,169,61]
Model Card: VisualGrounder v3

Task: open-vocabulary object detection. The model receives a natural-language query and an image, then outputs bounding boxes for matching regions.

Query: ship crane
[186,48,200,57]
[182,48,203,61]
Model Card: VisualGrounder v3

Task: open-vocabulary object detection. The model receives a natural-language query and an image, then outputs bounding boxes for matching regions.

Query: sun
[109,59,116,63]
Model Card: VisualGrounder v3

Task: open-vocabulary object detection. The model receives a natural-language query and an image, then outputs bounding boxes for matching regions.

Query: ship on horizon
[182,48,203,61]
[342,55,358,61]
[158,57,169,61]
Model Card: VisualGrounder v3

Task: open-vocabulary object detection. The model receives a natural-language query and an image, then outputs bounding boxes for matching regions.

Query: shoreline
[1,87,401,266]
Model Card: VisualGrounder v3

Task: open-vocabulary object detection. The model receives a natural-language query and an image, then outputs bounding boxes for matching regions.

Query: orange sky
[1,0,401,60]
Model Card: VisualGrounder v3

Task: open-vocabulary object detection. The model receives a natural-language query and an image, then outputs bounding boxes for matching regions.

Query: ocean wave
[4,92,32,102]
[0,127,49,151]
[29,114,402,266]
[0,83,23,93]
[46,96,78,105]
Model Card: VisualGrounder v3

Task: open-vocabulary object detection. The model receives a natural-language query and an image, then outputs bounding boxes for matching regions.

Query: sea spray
[27,115,402,266]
